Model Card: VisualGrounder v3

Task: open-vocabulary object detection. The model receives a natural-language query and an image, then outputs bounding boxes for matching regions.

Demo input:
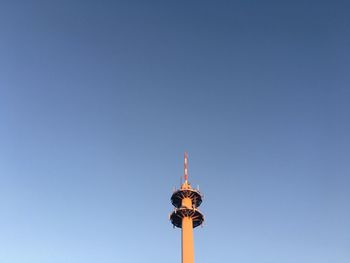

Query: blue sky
[0,1,349,262]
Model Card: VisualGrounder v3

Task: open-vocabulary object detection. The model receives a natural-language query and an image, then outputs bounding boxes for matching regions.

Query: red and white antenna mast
[184,152,188,183]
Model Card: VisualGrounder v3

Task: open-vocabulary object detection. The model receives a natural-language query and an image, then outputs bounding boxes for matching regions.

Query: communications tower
[170,153,204,263]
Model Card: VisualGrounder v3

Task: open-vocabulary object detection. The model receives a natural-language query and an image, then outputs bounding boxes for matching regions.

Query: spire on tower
[184,152,188,182]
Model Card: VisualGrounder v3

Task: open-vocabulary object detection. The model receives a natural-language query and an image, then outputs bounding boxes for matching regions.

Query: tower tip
[184,152,188,182]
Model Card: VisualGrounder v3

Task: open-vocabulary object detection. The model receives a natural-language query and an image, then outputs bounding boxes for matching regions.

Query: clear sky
[0,1,349,263]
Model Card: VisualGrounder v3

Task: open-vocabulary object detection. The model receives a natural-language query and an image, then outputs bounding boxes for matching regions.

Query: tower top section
[170,152,204,229]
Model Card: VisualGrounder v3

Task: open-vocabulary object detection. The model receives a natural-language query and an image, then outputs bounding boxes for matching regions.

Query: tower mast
[170,153,204,263]
[184,152,188,183]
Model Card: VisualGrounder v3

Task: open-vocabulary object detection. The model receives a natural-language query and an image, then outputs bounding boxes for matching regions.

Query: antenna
[184,152,188,182]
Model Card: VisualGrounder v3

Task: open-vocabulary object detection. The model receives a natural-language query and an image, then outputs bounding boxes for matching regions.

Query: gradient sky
[1,1,349,263]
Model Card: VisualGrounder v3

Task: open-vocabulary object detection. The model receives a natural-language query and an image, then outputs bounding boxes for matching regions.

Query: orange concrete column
[182,197,192,208]
[182,216,194,263]
[181,197,194,263]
